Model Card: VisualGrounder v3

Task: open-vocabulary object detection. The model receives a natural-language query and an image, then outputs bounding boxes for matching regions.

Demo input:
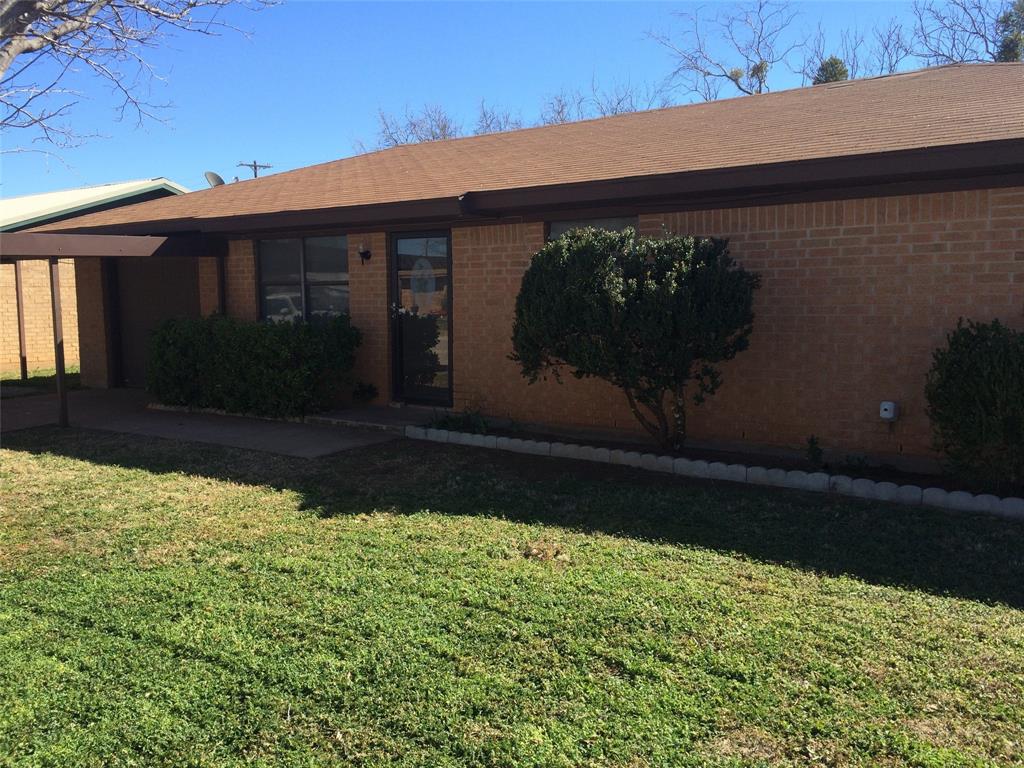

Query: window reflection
[257,235,349,321]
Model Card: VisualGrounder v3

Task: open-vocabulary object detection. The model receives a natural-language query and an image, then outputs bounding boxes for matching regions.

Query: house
[1,178,188,377]
[29,64,1024,467]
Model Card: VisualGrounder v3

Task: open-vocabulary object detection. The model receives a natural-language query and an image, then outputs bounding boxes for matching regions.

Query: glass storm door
[392,233,452,405]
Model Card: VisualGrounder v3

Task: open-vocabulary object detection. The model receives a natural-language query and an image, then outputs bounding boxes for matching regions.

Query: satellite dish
[204,171,226,188]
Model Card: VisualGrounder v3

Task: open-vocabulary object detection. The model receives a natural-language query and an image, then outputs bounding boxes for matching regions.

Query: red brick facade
[448,187,1024,462]
[197,257,220,317]
[347,233,391,401]
[72,184,1024,463]
[224,240,258,321]
[637,188,1024,458]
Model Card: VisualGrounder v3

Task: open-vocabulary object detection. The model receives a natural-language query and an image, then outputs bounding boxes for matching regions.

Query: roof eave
[465,137,1024,216]
[38,138,1024,237]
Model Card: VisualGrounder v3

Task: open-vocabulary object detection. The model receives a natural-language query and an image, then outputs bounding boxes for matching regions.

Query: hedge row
[147,314,361,418]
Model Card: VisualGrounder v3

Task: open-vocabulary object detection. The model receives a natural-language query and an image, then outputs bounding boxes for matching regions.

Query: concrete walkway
[0,388,396,458]
[309,403,439,432]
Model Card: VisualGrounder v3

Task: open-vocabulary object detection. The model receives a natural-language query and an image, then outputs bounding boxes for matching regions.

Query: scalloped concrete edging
[404,426,1024,521]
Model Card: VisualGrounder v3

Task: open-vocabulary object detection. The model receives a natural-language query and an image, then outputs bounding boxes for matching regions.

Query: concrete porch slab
[1,389,396,459]
[308,404,438,432]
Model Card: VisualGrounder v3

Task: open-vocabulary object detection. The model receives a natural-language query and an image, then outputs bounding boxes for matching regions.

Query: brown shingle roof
[38,64,1024,232]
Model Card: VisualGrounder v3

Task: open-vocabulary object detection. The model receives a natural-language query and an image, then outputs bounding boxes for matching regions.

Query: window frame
[256,234,350,323]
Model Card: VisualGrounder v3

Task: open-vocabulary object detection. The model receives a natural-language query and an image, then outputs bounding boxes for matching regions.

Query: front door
[391,232,452,405]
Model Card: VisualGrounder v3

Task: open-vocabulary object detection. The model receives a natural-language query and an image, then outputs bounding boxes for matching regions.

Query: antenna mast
[237,160,272,178]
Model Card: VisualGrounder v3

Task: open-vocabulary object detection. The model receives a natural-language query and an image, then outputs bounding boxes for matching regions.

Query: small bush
[352,381,379,404]
[428,409,490,434]
[805,435,824,469]
[147,314,361,418]
[925,319,1024,490]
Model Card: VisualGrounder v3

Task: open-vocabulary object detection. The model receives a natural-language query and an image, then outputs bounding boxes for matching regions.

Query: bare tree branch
[651,0,804,100]
[474,99,521,134]
[870,17,914,74]
[799,23,826,84]
[589,77,673,116]
[540,87,589,125]
[0,0,272,148]
[800,15,916,85]
[540,79,671,125]
[375,103,461,148]
[912,0,1006,62]
[839,26,866,78]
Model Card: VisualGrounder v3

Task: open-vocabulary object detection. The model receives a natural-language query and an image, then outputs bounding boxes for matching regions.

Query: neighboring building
[33,65,1024,466]
[1,178,188,375]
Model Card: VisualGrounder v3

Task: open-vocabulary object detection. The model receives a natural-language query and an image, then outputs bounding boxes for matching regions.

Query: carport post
[14,261,28,381]
[48,257,68,428]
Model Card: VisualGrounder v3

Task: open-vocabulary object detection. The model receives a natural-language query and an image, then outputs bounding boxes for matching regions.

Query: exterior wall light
[358,243,372,264]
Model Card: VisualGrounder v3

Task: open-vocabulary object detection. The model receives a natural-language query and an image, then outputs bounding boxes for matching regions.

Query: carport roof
[2,178,188,232]
[0,231,221,262]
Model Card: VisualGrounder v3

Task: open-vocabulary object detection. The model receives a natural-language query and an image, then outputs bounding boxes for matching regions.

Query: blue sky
[2,1,914,197]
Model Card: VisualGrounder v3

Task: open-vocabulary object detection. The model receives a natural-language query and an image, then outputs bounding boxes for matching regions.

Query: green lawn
[1,428,1022,767]
[1,365,81,394]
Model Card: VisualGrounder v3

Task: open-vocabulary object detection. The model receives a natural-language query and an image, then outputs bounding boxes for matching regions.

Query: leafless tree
[839,27,867,78]
[590,79,673,116]
[374,104,462,148]
[540,79,671,125]
[0,0,270,150]
[800,23,863,82]
[870,18,915,73]
[474,100,521,134]
[801,16,915,85]
[540,88,590,125]
[911,0,1015,62]
[799,23,825,83]
[652,0,803,100]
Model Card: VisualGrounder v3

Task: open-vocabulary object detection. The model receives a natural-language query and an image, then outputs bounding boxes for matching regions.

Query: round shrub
[511,227,760,449]
[925,319,1024,491]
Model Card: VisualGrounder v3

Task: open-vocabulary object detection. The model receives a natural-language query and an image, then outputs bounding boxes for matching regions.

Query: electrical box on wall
[879,401,899,422]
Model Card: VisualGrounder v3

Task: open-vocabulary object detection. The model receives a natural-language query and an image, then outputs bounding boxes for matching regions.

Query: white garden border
[404,426,1024,521]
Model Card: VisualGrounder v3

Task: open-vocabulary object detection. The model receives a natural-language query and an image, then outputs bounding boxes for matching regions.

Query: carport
[0,231,224,426]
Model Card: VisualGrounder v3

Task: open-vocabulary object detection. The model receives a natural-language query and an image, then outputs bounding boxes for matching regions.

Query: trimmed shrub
[352,381,379,404]
[925,319,1024,491]
[511,227,760,449]
[428,409,490,434]
[147,314,361,418]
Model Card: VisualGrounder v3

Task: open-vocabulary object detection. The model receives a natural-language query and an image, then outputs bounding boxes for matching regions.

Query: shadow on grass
[1,366,82,394]
[5,425,1023,609]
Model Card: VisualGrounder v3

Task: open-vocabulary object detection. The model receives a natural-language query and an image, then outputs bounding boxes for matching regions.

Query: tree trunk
[623,388,669,445]
[669,385,687,450]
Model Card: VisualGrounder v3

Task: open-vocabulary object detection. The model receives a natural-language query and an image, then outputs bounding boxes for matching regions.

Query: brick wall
[225,240,258,320]
[347,233,391,403]
[74,259,110,388]
[198,257,220,316]
[451,187,1024,462]
[61,184,1021,463]
[0,260,79,373]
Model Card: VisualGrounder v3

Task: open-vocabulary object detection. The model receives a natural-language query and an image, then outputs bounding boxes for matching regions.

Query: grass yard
[1,427,1022,767]
[0,366,82,395]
